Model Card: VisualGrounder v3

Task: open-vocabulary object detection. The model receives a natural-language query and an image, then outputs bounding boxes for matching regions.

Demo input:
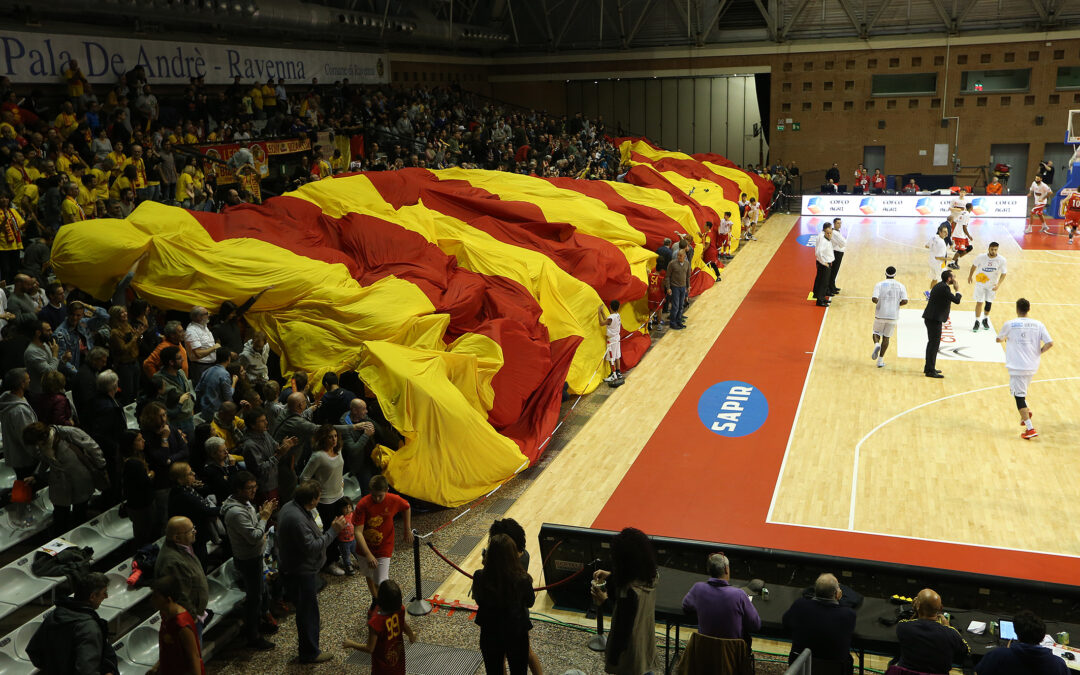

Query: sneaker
[326,563,345,576]
[1070,238,1075,244]
[1021,428,1039,440]
[924,290,931,300]
[247,637,276,651]
[982,318,989,329]
[973,321,980,331]
[603,373,618,383]
[877,360,885,368]
[948,262,959,270]
[343,567,355,576]
[299,653,334,664]
[871,344,881,360]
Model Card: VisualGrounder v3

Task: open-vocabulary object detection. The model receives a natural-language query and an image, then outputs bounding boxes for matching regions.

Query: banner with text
[801,194,1027,218]
[0,30,389,85]
[196,137,311,184]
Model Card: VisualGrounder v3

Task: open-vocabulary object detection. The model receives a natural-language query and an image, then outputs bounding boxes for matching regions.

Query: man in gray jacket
[242,407,297,503]
[23,318,71,393]
[0,368,39,479]
[277,479,346,664]
[221,470,277,650]
[155,516,210,645]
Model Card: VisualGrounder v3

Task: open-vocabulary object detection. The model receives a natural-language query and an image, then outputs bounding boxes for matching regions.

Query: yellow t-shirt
[184,133,199,145]
[54,112,78,138]
[5,165,26,194]
[131,158,147,189]
[0,207,25,252]
[261,85,276,108]
[77,184,97,218]
[249,87,263,110]
[176,172,194,202]
[64,68,84,98]
[317,159,333,179]
[109,175,132,201]
[108,151,129,170]
[90,168,110,202]
[61,196,85,223]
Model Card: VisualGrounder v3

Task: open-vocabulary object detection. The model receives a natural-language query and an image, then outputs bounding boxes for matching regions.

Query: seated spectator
[27,572,118,675]
[975,609,1066,674]
[221,470,278,650]
[148,574,206,675]
[23,420,107,533]
[681,552,760,642]
[895,588,970,674]
[194,347,235,420]
[120,429,159,546]
[239,330,270,385]
[31,368,74,425]
[200,436,239,504]
[167,461,220,568]
[782,573,856,672]
[0,367,39,479]
[155,516,211,643]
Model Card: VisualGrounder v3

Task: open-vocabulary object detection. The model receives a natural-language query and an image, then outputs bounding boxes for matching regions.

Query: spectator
[120,429,159,545]
[23,421,106,533]
[300,424,348,574]
[107,304,143,404]
[9,275,41,323]
[352,475,412,602]
[154,345,196,438]
[147,574,206,675]
[200,436,238,503]
[262,380,286,428]
[140,401,190,518]
[167,461,219,567]
[240,406,296,503]
[72,345,108,418]
[54,300,108,376]
[210,287,272,356]
[340,397,378,488]
[239,330,270,385]
[24,318,68,393]
[664,249,690,330]
[143,319,188,378]
[83,369,126,501]
[221,470,278,651]
[31,369,74,425]
[277,479,348,664]
[209,400,245,451]
[655,237,673,272]
[681,552,760,641]
[184,306,219,384]
[194,348,235,420]
[37,282,66,331]
[156,516,211,644]
[895,588,970,674]
[975,609,1066,674]
[471,533,535,675]
[311,371,354,425]
[782,573,856,672]
[343,579,416,673]
[0,367,39,479]
[278,370,312,403]
[272,391,362,501]
[591,527,658,675]
[825,163,840,184]
[27,571,118,675]
[334,498,358,575]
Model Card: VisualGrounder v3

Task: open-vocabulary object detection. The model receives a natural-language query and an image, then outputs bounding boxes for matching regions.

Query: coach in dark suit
[922,270,962,378]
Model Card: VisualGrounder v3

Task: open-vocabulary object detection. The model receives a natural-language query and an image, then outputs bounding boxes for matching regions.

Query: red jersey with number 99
[369,606,407,675]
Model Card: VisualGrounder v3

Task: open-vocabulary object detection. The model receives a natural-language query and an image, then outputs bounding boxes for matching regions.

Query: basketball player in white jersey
[599,300,623,383]
[949,203,974,270]
[997,298,1053,439]
[717,211,734,258]
[871,266,908,368]
[1027,175,1053,234]
[948,189,967,226]
[967,241,1007,332]
[924,223,951,300]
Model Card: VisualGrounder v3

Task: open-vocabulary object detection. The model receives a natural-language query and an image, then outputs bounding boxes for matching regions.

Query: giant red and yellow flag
[51,143,769,506]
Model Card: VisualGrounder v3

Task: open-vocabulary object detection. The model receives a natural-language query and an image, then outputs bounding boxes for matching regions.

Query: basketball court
[434,210,1080,617]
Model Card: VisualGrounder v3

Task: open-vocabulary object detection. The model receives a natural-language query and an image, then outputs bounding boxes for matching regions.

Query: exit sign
[777,123,785,131]
[793,122,801,131]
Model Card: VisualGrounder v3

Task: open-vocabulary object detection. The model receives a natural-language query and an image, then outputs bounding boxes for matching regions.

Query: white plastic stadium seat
[0,651,36,674]
[65,525,124,558]
[123,402,138,431]
[100,569,151,613]
[114,619,160,666]
[206,576,245,619]
[0,566,57,616]
[8,611,46,660]
[92,506,135,541]
[343,474,362,502]
[209,557,241,586]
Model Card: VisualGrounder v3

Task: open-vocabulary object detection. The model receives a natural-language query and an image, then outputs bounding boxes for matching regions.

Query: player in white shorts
[871,266,909,368]
[743,197,760,241]
[1027,175,1052,234]
[599,299,623,383]
[948,189,967,225]
[996,298,1053,439]
[924,223,951,299]
[967,241,1007,332]
[949,203,974,270]
[717,211,734,258]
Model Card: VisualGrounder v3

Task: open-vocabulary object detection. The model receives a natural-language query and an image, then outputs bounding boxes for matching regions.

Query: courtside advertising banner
[0,30,389,85]
[802,194,1027,218]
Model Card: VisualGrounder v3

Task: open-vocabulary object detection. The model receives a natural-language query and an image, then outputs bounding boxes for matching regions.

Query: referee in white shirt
[813,223,834,307]
[828,218,846,295]
[871,266,908,368]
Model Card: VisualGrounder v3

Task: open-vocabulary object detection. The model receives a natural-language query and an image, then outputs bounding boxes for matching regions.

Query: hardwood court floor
[769,217,1080,559]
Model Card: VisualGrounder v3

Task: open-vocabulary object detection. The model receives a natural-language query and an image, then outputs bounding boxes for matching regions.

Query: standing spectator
[184,306,219,384]
[154,346,196,438]
[681,552,760,641]
[277,479,348,664]
[334,498,357,575]
[24,318,68,394]
[239,330,270,385]
[352,475,413,602]
[241,407,296,503]
[813,222,834,307]
[922,270,962,379]
[108,305,143,404]
[221,470,278,651]
[0,194,26,285]
[37,283,67,334]
[311,372,354,425]
[300,424,347,574]
[194,348,235,420]
[664,249,690,330]
[828,217,845,295]
[273,392,362,501]
[654,237,673,272]
[343,580,416,673]
[200,436,239,503]
[782,573,856,672]
[591,527,658,675]
[120,429,159,545]
[210,287,272,356]
[167,461,219,568]
[0,368,39,479]
[339,398,378,488]
[976,610,1065,674]
[31,369,74,425]
[72,346,108,419]
[895,588,969,674]
[156,516,210,644]
[84,369,126,501]
[140,401,190,523]
[23,421,106,532]
[472,533,535,675]
[143,320,188,378]
[147,574,206,675]
[27,572,118,675]
[825,163,840,185]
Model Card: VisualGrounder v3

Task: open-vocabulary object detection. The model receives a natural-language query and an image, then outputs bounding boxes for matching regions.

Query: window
[393,71,399,81]
[959,69,1031,93]
[976,97,987,106]
[864,100,875,110]
[845,59,856,69]
[934,55,945,66]
[823,101,833,111]
[844,80,855,90]
[908,99,918,109]
[1054,49,1065,60]
[886,99,897,109]
[912,57,922,67]
[980,53,991,64]
[802,102,812,111]
[1075,93,1080,104]
[957,54,968,64]
[1029,51,1040,61]
[803,81,813,91]
[804,62,814,71]
[1056,67,1080,90]
[930,98,941,108]
[867,58,878,68]
[1000,96,1011,106]
[781,102,791,112]
[889,57,900,67]
[953,97,964,108]
[783,62,792,72]
[1004,52,1015,63]
[871,73,938,96]
[844,101,854,110]
[824,81,834,91]
[1050,94,1060,104]
[1024,95,1035,105]
[782,82,792,92]
[825,61,835,70]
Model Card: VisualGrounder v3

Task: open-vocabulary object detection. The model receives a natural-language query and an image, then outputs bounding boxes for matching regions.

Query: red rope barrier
[427,542,587,592]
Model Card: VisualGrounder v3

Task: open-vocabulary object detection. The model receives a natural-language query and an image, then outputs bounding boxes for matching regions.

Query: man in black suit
[923,270,962,378]
[782,573,857,673]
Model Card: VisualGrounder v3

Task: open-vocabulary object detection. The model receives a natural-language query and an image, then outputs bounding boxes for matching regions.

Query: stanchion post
[588,571,607,652]
[406,530,432,616]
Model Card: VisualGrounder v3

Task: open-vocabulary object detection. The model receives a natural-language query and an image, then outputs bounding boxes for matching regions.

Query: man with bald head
[681,552,760,641]
[896,588,969,673]
[782,573,856,671]
[155,516,210,645]
[272,391,366,502]
[340,398,379,488]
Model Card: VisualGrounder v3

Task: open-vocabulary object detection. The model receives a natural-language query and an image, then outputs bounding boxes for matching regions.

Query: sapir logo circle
[697,381,769,437]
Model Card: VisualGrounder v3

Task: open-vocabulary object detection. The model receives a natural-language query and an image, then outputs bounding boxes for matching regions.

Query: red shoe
[1021,428,1039,440]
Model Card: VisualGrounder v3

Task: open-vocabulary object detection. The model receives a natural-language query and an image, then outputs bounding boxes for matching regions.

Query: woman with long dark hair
[592,527,658,675]
[471,533,536,675]
[120,429,158,545]
[300,424,347,574]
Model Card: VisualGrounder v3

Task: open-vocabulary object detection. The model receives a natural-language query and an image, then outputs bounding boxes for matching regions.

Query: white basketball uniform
[997,317,1052,397]
[871,278,908,338]
[971,253,1007,303]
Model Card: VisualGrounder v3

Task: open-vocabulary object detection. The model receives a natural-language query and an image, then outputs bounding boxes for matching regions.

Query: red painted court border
[1011,218,1080,250]
[593,219,1080,586]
